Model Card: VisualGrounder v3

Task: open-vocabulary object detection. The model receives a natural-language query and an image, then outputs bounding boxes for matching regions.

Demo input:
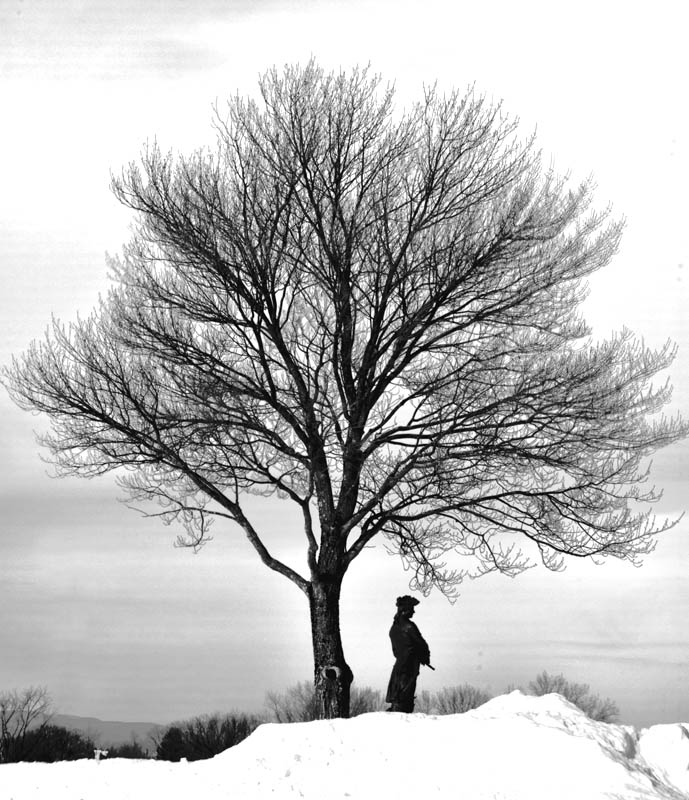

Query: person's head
[395,595,419,618]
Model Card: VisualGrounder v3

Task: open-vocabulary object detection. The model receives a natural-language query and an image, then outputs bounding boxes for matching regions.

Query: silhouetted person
[385,595,431,712]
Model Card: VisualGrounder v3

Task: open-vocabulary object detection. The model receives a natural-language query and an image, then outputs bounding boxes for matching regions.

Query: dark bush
[107,738,151,759]
[155,725,185,761]
[155,713,261,762]
[6,725,96,762]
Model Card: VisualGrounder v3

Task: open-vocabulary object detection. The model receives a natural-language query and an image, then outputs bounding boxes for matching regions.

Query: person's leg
[398,673,418,712]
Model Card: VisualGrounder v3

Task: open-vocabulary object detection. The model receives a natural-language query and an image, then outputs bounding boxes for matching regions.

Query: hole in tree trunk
[322,665,341,681]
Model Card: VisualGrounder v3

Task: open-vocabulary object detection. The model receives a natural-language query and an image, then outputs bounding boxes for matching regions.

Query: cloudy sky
[1,0,687,728]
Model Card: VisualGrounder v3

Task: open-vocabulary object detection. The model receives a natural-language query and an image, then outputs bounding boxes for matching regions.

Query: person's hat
[396,595,420,608]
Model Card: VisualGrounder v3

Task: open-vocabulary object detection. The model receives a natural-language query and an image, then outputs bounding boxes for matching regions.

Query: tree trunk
[308,578,353,719]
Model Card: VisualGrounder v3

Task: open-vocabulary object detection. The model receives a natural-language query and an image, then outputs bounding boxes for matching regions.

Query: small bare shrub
[411,685,492,715]
[526,671,619,722]
[350,686,385,715]
[266,681,384,722]
[265,682,320,723]
[434,684,492,714]
[413,690,435,714]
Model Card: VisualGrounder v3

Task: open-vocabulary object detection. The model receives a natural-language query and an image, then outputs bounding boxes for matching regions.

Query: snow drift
[2,692,688,799]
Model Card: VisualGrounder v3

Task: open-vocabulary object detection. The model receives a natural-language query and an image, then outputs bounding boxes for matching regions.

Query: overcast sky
[1,0,688,729]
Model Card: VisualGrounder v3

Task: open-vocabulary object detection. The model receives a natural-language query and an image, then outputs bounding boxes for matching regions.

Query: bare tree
[0,687,53,763]
[3,62,685,718]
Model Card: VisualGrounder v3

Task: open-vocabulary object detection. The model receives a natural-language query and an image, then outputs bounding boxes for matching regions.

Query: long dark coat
[385,614,431,712]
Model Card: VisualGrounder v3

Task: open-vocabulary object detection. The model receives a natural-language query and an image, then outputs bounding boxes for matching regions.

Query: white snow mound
[638,722,689,794]
[2,691,688,799]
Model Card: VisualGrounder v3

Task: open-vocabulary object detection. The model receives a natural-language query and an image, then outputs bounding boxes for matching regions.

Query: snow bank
[2,692,688,799]
[639,723,689,795]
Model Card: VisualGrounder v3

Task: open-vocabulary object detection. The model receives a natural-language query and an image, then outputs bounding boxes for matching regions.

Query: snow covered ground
[2,692,688,799]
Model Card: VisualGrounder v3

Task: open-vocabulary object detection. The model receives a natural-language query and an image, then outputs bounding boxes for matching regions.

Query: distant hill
[52,714,162,754]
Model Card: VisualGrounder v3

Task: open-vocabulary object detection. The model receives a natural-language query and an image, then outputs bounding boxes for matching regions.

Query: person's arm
[408,621,431,665]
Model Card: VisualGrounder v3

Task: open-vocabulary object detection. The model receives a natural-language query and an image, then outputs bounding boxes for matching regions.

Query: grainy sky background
[1,0,687,728]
